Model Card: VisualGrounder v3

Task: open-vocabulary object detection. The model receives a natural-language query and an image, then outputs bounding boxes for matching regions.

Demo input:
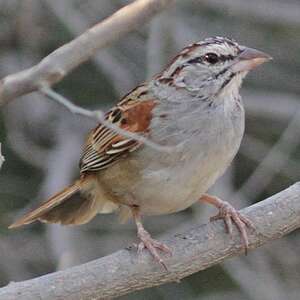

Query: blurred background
[0,0,299,299]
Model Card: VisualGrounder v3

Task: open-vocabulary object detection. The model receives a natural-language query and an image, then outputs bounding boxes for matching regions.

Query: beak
[231,47,272,73]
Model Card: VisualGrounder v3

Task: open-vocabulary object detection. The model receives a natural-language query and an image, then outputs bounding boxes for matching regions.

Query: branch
[1,183,300,299]
[0,0,175,106]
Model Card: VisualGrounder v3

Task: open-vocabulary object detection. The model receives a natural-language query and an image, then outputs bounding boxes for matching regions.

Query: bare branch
[0,0,175,106]
[1,183,300,299]
[40,87,104,123]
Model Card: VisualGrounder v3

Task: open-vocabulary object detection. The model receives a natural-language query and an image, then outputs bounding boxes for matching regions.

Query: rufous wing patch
[79,98,157,174]
[121,99,157,133]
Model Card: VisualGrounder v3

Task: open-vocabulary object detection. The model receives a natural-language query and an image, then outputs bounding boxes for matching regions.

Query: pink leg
[199,194,254,254]
[131,207,172,270]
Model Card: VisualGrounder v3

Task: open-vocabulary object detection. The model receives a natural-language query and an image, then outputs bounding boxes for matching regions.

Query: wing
[79,85,157,174]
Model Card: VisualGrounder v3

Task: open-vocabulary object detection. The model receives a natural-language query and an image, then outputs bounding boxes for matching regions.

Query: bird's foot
[137,228,172,271]
[210,199,254,254]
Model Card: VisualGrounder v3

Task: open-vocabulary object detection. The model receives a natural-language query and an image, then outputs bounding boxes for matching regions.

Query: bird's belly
[136,145,236,215]
[98,102,244,216]
[99,134,240,216]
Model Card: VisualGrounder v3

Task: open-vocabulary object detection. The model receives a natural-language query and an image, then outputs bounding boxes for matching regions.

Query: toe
[210,213,221,222]
[210,201,251,253]
[137,242,145,255]
[153,240,172,256]
[239,213,255,229]
[158,257,168,271]
[137,236,171,270]
[224,214,233,236]
[232,215,249,253]
[147,243,169,271]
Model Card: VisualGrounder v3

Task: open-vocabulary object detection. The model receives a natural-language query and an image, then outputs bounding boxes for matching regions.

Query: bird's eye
[203,53,219,64]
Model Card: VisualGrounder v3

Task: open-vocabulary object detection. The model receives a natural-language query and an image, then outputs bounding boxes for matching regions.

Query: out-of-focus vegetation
[0,1,299,299]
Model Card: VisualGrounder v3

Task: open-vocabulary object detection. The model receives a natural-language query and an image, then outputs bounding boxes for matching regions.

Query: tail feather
[9,181,81,229]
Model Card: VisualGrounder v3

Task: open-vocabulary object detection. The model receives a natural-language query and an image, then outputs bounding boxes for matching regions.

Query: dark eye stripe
[219,54,234,62]
[187,54,234,65]
[187,57,203,64]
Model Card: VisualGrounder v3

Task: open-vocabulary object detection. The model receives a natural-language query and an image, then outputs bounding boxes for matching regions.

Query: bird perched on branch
[10,37,271,269]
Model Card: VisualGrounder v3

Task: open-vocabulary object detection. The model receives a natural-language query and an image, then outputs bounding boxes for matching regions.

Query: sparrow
[9,37,271,269]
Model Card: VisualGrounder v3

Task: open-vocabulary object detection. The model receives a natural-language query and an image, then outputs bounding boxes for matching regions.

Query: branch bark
[0,0,175,106]
[1,182,300,299]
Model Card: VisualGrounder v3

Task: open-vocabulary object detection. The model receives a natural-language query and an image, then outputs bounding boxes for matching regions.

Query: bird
[9,37,271,269]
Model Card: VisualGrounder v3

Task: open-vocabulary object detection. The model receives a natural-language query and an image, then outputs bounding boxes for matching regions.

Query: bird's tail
[9,179,87,228]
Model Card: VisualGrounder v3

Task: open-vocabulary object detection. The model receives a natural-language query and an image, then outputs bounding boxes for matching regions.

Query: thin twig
[40,87,104,122]
[40,86,173,153]
[2,183,300,299]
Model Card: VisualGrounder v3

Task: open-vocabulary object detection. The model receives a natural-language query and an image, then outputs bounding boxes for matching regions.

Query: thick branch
[0,0,174,106]
[1,183,300,299]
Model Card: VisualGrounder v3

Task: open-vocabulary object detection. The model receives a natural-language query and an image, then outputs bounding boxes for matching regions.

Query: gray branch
[1,182,300,299]
[0,0,175,106]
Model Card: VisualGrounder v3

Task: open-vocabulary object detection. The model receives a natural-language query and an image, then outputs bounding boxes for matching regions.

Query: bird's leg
[199,194,254,253]
[131,206,172,270]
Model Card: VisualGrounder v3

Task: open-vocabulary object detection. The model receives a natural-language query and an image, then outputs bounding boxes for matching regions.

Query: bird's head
[159,37,272,100]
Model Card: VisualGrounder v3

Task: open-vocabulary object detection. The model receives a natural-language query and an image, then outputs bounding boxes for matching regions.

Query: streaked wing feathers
[80,87,156,174]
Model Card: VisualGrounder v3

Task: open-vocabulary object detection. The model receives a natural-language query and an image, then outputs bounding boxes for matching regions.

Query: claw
[211,201,253,254]
[200,194,254,254]
[131,206,172,270]
[137,241,145,255]
[137,229,172,271]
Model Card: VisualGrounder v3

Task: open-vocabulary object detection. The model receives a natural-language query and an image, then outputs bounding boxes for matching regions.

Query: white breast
[98,89,244,216]
[108,94,245,215]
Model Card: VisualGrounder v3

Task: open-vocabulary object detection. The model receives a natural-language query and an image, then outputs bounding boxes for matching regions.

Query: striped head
[158,37,271,100]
